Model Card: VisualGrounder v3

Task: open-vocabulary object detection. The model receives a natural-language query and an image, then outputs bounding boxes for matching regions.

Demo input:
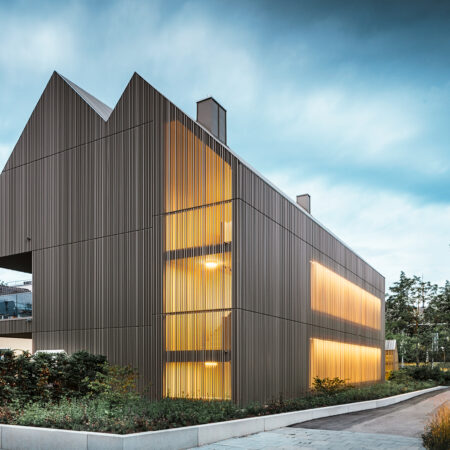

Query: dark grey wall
[0,72,384,403]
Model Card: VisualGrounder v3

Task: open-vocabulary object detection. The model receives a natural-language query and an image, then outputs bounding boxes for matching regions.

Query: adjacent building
[0,72,385,404]
[385,339,399,377]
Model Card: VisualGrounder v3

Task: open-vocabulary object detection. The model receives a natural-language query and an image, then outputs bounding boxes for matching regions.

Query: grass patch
[422,403,450,450]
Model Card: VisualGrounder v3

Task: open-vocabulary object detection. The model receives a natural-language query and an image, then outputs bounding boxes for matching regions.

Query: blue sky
[0,0,449,288]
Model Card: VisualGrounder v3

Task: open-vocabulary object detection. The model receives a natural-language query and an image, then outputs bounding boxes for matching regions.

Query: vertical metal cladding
[0,71,385,404]
[234,165,385,404]
[0,72,161,397]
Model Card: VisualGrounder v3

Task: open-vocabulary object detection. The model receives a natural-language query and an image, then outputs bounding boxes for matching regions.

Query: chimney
[296,194,311,214]
[197,97,227,145]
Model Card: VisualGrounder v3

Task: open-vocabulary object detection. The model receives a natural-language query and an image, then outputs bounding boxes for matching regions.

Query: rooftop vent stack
[296,194,311,214]
[196,97,227,145]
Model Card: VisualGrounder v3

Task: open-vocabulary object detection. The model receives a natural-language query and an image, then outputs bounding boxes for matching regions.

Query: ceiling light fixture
[204,260,219,270]
[204,362,218,368]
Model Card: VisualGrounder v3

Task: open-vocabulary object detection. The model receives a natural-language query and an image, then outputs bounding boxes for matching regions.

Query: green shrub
[87,364,139,407]
[7,377,437,433]
[312,376,350,394]
[389,366,450,386]
[422,404,450,450]
[0,350,442,434]
[0,350,107,405]
[388,368,414,384]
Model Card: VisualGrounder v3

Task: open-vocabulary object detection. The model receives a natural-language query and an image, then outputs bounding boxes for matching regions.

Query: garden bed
[0,379,441,433]
[0,350,448,434]
[0,386,446,450]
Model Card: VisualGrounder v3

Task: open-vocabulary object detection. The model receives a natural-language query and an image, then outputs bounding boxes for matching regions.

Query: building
[0,283,32,320]
[385,339,399,377]
[0,72,385,404]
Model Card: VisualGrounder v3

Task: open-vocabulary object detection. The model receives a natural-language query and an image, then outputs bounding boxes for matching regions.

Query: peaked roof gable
[58,73,113,121]
[3,72,108,172]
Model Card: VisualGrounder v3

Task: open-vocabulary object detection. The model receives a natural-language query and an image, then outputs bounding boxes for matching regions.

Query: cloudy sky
[0,0,449,288]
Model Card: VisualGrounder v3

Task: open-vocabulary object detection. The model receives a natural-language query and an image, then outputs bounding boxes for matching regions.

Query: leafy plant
[0,350,107,405]
[389,366,449,386]
[88,364,139,407]
[312,376,350,393]
[0,350,443,434]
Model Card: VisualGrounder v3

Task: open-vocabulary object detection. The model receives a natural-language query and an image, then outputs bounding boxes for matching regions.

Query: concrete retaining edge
[0,386,446,449]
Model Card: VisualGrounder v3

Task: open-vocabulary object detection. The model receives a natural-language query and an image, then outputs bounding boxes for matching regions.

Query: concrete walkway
[194,388,448,449]
[295,388,449,438]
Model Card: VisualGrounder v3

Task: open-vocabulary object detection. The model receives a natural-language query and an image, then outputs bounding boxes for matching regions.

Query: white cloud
[267,170,450,288]
[110,2,261,111]
[264,86,422,165]
[0,268,31,284]
[0,19,75,74]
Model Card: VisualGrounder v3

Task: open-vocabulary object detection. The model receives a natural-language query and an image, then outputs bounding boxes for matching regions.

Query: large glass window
[163,119,232,400]
[310,338,381,386]
[311,261,381,330]
[0,290,32,320]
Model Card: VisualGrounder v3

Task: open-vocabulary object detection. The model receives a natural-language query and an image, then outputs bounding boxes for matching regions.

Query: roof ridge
[57,72,113,121]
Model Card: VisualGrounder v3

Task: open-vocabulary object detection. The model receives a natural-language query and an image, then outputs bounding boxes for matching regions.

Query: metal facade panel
[104,73,155,136]
[233,161,385,403]
[0,318,32,337]
[3,72,105,172]
[32,228,153,333]
[0,72,385,403]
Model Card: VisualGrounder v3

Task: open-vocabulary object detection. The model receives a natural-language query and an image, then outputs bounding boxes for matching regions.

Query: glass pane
[165,361,231,400]
[165,202,232,252]
[164,252,232,313]
[165,311,231,351]
[165,120,232,212]
[311,261,381,330]
[310,338,381,386]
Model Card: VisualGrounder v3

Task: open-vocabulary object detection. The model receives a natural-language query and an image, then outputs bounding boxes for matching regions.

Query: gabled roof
[0,72,384,282]
[58,73,113,121]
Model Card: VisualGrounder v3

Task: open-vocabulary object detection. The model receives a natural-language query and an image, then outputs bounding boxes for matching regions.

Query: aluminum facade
[0,72,385,403]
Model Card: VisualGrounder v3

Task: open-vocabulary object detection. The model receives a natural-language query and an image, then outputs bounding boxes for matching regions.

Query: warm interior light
[310,261,381,330]
[204,362,218,368]
[310,338,381,386]
[165,361,231,400]
[204,260,219,270]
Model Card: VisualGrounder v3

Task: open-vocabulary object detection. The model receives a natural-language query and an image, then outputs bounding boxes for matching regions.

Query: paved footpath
[194,388,449,449]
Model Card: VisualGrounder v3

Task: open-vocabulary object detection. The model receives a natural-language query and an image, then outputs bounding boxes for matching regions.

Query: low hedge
[0,350,107,404]
[0,378,438,433]
[0,351,443,434]
[388,365,450,386]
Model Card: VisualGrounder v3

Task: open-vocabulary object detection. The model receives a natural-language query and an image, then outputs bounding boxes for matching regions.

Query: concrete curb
[0,386,446,449]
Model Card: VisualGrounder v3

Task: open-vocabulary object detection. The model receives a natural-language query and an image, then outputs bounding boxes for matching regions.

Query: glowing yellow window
[310,338,381,386]
[311,261,381,330]
[165,361,231,400]
[165,311,231,351]
[165,120,232,213]
[164,252,232,313]
[165,203,232,252]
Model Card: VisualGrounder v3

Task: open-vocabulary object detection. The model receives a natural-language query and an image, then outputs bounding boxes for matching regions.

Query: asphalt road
[292,387,449,438]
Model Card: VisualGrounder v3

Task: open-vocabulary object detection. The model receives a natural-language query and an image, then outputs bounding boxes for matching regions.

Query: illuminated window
[164,119,232,400]
[164,362,231,400]
[164,252,232,313]
[165,203,232,252]
[165,311,231,351]
[311,261,381,330]
[310,338,381,386]
[165,120,232,213]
